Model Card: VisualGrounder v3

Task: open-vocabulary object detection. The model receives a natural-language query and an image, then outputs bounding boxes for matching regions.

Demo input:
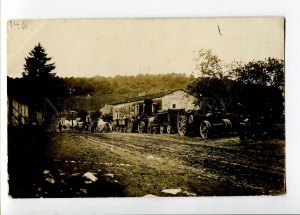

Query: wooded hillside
[64,73,195,111]
[8,73,195,112]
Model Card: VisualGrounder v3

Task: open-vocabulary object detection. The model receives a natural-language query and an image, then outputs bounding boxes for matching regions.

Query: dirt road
[40,131,285,197]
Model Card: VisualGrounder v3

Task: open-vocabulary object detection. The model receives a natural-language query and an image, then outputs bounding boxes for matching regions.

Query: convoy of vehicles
[63,98,279,140]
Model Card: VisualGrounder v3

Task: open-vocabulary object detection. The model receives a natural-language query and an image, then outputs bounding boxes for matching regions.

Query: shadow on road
[8,126,126,198]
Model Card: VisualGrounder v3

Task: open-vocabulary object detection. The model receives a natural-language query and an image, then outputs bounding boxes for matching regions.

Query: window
[135,105,139,114]
[172,104,176,108]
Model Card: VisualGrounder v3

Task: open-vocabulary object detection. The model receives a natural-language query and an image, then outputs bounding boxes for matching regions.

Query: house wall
[31,111,43,125]
[112,101,143,120]
[11,99,29,126]
[29,109,43,125]
[8,97,43,126]
[161,90,196,111]
[100,104,113,115]
[110,90,197,120]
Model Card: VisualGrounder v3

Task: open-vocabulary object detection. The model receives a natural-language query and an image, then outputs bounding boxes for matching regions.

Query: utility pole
[88,94,90,113]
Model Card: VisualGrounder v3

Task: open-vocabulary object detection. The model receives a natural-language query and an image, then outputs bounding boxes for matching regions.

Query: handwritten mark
[9,20,27,30]
[217,25,222,36]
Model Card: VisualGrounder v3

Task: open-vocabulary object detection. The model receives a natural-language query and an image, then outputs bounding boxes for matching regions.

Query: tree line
[187,49,284,122]
[8,43,284,122]
[7,43,194,117]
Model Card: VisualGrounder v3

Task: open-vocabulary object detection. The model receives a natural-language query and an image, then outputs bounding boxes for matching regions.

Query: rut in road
[82,132,284,174]
[74,131,285,195]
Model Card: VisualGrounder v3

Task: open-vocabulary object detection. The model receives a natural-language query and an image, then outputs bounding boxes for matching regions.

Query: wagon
[136,115,151,133]
[89,120,98,132]
[112,116,135,133]
[238,114,282,140]
[146,109,185,134]
[177,110,232,139]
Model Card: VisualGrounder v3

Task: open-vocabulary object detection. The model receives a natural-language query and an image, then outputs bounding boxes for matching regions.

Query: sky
[7,18,284,78]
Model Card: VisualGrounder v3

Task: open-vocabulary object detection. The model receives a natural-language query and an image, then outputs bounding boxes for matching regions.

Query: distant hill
[64,73,195,111]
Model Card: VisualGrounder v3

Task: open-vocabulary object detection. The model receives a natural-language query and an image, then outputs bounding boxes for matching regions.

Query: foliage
[233,58,284,90]
[22,43,56,79]
[62,73,194,96]
[189,49,284,121]
[187,77,233,112]
[8,43,69,117]
[8,72,195,114]
[194,49,224,79]
[8,44,284,122]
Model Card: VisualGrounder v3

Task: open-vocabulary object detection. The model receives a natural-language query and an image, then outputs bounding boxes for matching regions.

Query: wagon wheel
[177,115,188,136]
[200,121,211,139]
[239,130,246,140]
[166,125,172,134]
[153,126,158,134]
[147,125,152,134]
[222,119,232,134]
[238,124,247,141]
[159,125,165,134]
[138,121,146,133]
[127,120,133,133]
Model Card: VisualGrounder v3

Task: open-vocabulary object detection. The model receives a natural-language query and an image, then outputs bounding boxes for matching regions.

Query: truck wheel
[177,116,187,136]
[166,125,172,134]
[147,125,152,134]
[159,126,164,134]
[200,121,211,139]
[138,121,146,133]
[127,120,133,133]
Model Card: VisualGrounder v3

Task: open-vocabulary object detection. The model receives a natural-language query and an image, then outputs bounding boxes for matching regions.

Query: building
[8,96,43,126]
[7,97,29,126]
[100,104,113,115]
[155,89,197,111]
[109,89,197,120]
[29,110,43,125]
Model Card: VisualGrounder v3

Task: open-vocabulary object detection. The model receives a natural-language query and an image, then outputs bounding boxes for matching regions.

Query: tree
[232,58,284,121]
[22,43,56,79]
[187,77,233,113]
[194,49,224,79]
[233,58,284,90]
[20,43,61,117]
[188,54,285,121]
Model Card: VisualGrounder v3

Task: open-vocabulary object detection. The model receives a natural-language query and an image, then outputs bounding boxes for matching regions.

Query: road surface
[37,131,285,197]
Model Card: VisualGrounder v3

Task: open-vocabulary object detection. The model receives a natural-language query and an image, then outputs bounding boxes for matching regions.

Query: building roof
[111,89,194,106]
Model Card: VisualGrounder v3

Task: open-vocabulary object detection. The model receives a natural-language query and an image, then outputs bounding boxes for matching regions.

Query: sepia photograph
[7,18,285,198]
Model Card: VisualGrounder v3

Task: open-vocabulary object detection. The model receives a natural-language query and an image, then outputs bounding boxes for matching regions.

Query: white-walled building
[156,89,196,111]
[107,89,197,120]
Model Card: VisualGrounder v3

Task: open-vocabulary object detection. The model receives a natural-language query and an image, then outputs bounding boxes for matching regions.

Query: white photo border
[1,0,299,214]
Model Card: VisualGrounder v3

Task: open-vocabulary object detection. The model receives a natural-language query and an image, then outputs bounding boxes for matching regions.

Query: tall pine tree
[22,43,56,79]
[21,43,59,116]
